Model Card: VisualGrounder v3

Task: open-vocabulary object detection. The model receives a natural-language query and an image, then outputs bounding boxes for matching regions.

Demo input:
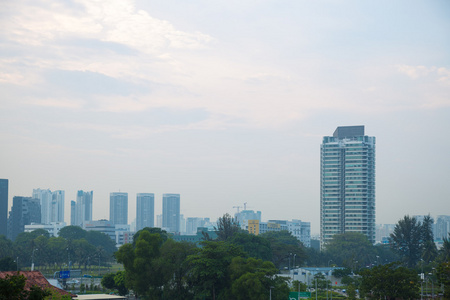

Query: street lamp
[269,286,274,300]
[31,248,38,271]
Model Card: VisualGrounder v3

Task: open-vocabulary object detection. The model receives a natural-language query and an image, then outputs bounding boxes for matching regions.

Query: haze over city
[1,0,449,234]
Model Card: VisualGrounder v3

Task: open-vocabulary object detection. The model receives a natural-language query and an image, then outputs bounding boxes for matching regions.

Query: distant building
[7,196,41,240]
[110,192,128,225]
[246,219,311,247]
[84,220,132,247]
[52,190,65,223]
[320,126,376,248]
[235,210,261,228]
[70,201,76,226]
[172,227,218,244]
[74,190,93,227]
[435,215,450,240]
[0,179,8,236]
[162,194,180,233]
[375,224,395,244]
[136,193,154,231]
[186,217,211,235]
[24,222,66,237]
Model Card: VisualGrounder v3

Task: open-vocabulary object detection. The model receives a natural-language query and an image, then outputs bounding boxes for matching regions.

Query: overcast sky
[1,0,449,234]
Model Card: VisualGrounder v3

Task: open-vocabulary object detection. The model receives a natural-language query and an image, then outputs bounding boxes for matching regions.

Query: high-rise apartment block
[0,179,8,236]
[136,193,154,231]
[32,189,65,224]
[73,190,93,226]
[7,196,41,240]
[110,192,128,225]
[320,126,376,248]
[162,194,180,233]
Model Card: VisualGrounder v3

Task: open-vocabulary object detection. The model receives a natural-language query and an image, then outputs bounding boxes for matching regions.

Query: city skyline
[1,1,449,234]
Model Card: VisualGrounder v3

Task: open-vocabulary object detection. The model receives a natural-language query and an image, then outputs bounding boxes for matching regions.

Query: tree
[389,215,422,268]
[58,226,86,240]
[359,262,420,299]
[228,232,272,261]
[438,233,450,262]
[85,231,116,257]
[215,213,240,241]
[436,262,450,299]
[230,257,289,300]
[325,232,375,269]
[115,230,165,299]
[421,215,438,262]
[101,273,116,290]
[0,257,16,271]
[260,230,306,270]
[158,240,196,299]
[187,241,244,299]
[0,236,14,259]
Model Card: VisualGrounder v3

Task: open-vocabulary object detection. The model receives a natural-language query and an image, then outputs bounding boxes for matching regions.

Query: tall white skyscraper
[75,190,93,227]
[110,192,128,225]
[136,193,154,231]
[320,126,376,248]
[32,189,64,224]
[162,194,180,233]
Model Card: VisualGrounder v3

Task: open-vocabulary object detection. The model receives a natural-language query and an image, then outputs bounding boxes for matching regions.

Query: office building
[52,190,65,222]
[32,189,52,224]
[435,215,450,240]
[186,217,211,235]
[110,192,128,225]
[74,190,93,226]
[0,179,8,236]
[162,194,180,233]
[136,193,154,231]
[24,222,66,237]
[70,201,76,225]
[7,196,41,240]
[320,126,376,248]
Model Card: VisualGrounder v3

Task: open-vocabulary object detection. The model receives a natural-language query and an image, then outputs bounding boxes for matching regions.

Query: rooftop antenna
[233,206,241,213]
[244,202,248,210]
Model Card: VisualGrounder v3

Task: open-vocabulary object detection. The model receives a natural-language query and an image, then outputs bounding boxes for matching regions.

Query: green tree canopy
[229,257,289,300]
[389,215,422,268]
[58,226,86,240]
[187,241,244,299]
[215,213,241,241]
[359,262,420,300]
[325,232,375,269]
[260,230,306,270]
[228,232,272,261]
[421,215,438,262]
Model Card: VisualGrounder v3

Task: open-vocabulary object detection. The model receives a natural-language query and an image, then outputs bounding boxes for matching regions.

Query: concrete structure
[24,222,66,237]
[320,125,376,248]
[84,220,132,246]
[7,196,41,240]
[162,194,180,233]
[0,179,8,236]
[235,210,261,229]
[172,227,218,244]
[70,201,76,225]
[375,224,395,244]
[110,192,128,225]
[186,217,211,235]
[247,219,311,247]
[136,193,154,231]
[74,190,93,227]
[435,215,450,241]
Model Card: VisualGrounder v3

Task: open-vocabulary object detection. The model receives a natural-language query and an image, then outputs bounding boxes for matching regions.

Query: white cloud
[395,64,436,79]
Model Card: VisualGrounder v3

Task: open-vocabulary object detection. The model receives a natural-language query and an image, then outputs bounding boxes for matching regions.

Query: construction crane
[233,206,242,213]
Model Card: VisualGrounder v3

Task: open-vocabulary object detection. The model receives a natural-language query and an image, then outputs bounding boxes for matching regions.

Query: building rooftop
[333,125,365,138]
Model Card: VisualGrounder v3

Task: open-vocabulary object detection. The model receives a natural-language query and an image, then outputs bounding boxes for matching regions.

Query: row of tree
[0,226,116,271]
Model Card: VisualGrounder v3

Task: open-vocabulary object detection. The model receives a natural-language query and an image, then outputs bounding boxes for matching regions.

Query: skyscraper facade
[136,193,154,231]
[74,190,93,226]
[7,196,41,240]
[32,189,65,224]
[162,194,180,233]
[320,126,376,248]
[110,192,128,225]
[0,179,8,236]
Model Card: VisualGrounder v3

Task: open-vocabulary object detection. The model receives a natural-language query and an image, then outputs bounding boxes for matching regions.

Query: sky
[1,0,449,234]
